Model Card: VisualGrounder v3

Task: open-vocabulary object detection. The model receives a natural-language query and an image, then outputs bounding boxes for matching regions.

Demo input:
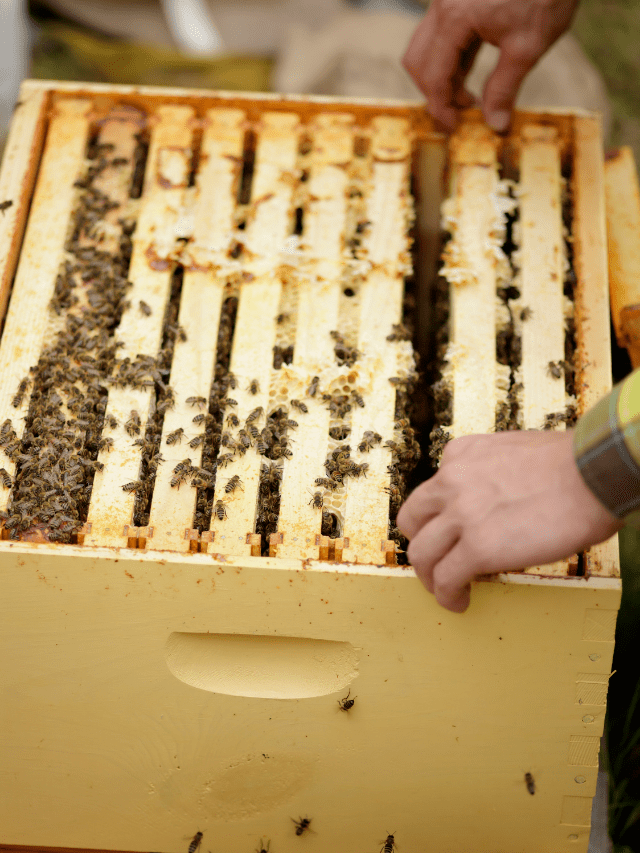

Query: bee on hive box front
[307,375,320,397]
[292,817,312,836]
[337,689,356,711]
[187,831,203,853]
[380,833,396,852]
[525,772,536,794]
[247,379,260,395]
[308,490,323,509]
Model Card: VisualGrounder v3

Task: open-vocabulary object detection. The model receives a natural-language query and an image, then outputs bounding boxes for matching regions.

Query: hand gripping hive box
[0,80,621,853]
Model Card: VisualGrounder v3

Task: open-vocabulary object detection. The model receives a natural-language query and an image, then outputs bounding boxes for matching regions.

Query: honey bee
[388,377,405,387]
[520,306,533,321]
[124,410,141,437]
[307,376,320,397]
[188,831,203,853]
[98,436,114,452]
[224,474,243,493]
[189,435,205,449]
[186,396,207,409]
[0,468,11,488]
[105,415,118,430]
[337,689,355,711]
[358,430,382,452]
[247,379,260,395]
[213,500,228,520]
[122,481,143,493]
[347,462,368,478]
[237,429,252,450]
[329,426,350,441]
[166,428,185,445]
[292,817,312,836]
[11,378,29,408]
[217,452,235,468]
[291,399,308,413]
[315,477,339,491]
[255,437,268,455]
[255,840,270,853]
[170,472,187,488]
[525,772,536,795]
[225,398,238,408]
[225,413,240,428]
[308,491,323,509]
[139,300,152,316]
[351,391,365,408]
[272,445,293,460]
[276,312,290,324]
[246,407,264,424]
[0,199,13,214]
[219,431,235,449]
[543,411,564,430]
[227,373,238,389]
[173,459,192,474]
[386,322,411,341]
[381,833,396,853]
[546,361,563,379]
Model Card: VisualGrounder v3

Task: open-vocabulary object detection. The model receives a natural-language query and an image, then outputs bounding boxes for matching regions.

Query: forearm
[573,368,640,529]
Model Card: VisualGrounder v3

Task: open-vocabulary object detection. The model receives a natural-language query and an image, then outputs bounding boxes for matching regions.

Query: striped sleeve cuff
[573,368,640,529]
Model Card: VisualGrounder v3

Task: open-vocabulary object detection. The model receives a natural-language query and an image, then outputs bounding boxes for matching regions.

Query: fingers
[481,39,543,132]
[403,13,479,132]
[396,479,445,541]
[406,511,461,595]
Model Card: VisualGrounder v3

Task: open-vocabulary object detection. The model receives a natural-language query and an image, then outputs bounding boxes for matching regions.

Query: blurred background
[1,0,640,851]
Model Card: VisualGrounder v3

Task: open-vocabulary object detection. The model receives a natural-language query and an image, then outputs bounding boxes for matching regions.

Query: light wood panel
[573,117,619,579]
[342,117,412,564]
[442,123,501,438]
[277,113,353,559]
[85,106,194,547]
[0,99,92,512]
[147,109,245,552]
[518,124,567,430]
[207,112,300,556]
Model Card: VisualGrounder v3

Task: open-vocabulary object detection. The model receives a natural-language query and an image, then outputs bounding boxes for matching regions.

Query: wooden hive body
[0,81,621,853]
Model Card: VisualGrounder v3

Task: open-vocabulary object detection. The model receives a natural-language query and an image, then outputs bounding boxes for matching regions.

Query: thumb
[481,44,540,132]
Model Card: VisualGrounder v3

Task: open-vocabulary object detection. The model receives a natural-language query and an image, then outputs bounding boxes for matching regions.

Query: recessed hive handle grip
[165,632,359,699]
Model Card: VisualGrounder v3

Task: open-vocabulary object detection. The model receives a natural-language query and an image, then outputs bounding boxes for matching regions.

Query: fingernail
[486,109,511,133]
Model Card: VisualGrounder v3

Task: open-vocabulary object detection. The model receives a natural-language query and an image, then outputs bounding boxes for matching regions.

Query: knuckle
[461,527,492,566]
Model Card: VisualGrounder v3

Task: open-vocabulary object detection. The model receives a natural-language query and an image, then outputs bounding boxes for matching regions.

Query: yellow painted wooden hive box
[0,80,622,853]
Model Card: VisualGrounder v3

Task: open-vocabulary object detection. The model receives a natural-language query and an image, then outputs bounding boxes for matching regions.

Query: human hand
[402,0,580,132]
[397,429,623,613]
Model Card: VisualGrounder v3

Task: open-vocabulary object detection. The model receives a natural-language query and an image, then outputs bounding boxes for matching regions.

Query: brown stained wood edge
[571,115,613,419]
[19,79,578,149]
[0,87,51,331]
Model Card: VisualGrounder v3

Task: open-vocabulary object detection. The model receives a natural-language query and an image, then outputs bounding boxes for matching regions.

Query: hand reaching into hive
[397,429,623,613]
[402,0,580,133]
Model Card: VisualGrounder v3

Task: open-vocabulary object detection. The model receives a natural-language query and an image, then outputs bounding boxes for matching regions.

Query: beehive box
[0,80,621,853]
